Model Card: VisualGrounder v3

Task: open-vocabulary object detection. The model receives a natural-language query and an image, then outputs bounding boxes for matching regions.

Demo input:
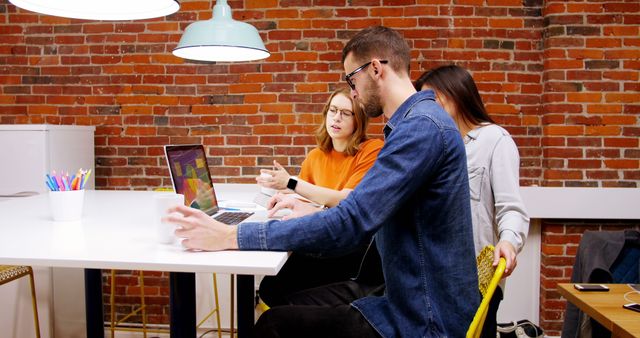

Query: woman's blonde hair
[315,87,369,156]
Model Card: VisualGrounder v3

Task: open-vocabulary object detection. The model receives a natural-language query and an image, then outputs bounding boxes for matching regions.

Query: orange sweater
[298,138,384,191]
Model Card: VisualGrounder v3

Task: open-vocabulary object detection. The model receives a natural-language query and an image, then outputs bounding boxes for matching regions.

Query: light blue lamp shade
[172,0,270,62]
[8,0,179,20]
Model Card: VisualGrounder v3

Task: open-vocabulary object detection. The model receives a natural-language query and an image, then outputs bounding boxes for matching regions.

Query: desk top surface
[0,185,288,275]
[557,283,640,338]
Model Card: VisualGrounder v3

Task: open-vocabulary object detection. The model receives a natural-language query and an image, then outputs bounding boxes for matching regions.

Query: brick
[585,126,621,136]
[566,93,602,103]
[382,17,418,28]
[602,116,637,125]
[585,60,620,70]
[566,71,602,81]
[566,26,600,36]
[567,137,601,147]
[544,126,584,136]
[568,160,601,169]
[605,49,640,59]
[567,49,604,60]
[246,0,278,8]
[604,138,639,148]
[567,3,603,14]
[544,148,583,158]
[604,25,640,37]
[605,160,638,169]
[587,14,624,25]
[605,93,640,103]
[583,82,619,92]
[545,60,583,70]
[544,82,582,92]
[586,149,620,159]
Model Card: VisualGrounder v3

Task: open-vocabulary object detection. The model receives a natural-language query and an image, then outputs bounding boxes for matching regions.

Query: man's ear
[371,59,384,77]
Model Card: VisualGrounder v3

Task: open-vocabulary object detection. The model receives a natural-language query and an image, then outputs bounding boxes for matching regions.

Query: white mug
[259,172,277,196]
[153,193,184,244]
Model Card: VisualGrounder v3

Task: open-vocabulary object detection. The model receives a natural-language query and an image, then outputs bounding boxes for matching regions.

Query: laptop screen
[164,144,220,216]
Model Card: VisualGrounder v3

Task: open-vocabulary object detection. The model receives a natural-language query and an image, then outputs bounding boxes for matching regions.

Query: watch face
[287,177,297,190]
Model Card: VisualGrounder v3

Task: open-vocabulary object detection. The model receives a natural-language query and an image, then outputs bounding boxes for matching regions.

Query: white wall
[498,219,541,324]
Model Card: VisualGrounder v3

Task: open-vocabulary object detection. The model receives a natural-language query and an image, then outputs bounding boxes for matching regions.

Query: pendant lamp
[172,0,270,62]
[8,0,179,20]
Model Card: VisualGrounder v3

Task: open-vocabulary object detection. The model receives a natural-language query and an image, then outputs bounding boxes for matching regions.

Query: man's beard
[360,80,384,118]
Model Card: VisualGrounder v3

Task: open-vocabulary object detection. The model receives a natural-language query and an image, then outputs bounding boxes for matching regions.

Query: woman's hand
[493,240,517,278]
[256,160,291,190]
[267,192,322,220]
[165,205,238,251]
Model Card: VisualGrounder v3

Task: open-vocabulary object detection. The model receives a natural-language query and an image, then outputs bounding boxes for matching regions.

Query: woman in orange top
[256,86,384,306]
[257,87,383,210]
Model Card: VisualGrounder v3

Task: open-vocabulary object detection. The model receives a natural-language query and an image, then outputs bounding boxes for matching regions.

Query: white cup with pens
[46,169,91,222]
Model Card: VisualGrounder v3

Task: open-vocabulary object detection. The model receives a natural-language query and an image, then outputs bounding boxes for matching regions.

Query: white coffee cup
[259,172,277,196]
[49,190,85,222]
[153,193,184,244]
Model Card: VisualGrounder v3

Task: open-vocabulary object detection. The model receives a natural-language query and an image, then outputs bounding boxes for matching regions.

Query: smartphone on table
[574,284,609,292]
[623,303,640,313]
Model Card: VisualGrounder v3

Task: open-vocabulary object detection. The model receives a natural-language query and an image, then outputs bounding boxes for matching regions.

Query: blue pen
[47,174,59,191]
[63,174,71,191]
[220,207,241,211]
[45,180,55,191]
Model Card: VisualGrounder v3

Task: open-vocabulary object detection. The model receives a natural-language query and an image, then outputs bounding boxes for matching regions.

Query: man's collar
[384,90,436,134]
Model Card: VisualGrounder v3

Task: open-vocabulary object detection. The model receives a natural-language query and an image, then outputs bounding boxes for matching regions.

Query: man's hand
[256,160,291,190]
[165,205,238,251]
[267,192,321,220]
[494,240,517,278]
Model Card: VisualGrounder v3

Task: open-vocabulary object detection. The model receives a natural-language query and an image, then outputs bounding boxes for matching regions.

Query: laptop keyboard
[214,212,254,225]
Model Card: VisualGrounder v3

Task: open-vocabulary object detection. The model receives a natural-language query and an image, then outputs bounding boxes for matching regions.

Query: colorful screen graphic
[166,145,218,215]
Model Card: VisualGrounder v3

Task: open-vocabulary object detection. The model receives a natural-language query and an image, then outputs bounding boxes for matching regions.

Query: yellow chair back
[466,245,507,338]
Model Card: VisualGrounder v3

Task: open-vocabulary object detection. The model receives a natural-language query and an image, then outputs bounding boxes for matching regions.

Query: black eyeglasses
[345,60,388,90]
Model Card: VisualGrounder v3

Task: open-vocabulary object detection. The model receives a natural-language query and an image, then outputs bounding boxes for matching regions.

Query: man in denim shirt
[170,26,479,337]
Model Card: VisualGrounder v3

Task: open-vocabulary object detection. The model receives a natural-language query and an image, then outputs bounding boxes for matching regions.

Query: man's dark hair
[415,64,495,126]
[342,26,410,76]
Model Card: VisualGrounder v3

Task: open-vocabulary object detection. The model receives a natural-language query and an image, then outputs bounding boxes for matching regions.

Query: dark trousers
[254,280,383,338]
[259,243,372,306]
[481,286,503,338]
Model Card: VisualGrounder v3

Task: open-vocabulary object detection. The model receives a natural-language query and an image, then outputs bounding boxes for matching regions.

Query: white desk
[0,185,289,338]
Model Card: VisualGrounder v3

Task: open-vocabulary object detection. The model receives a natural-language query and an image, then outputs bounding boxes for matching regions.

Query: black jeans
[254,280,383,338]
[259,242,375,307]
[481,286,503,338]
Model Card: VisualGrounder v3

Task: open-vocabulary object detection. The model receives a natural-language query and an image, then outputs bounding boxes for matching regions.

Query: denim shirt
[238,90,479,337]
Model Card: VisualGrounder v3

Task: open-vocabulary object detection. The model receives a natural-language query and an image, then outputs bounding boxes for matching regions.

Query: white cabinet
[0,124,95,195]
[0,124,95,338]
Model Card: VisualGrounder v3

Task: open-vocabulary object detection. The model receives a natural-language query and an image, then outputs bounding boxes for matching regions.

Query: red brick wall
[1,0,638,334]
[542,0,639,188]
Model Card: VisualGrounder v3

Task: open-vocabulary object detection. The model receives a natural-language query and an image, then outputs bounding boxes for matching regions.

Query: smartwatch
[287,177,298,191]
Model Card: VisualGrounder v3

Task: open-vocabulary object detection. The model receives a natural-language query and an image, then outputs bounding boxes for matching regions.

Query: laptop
[164,144,255,225]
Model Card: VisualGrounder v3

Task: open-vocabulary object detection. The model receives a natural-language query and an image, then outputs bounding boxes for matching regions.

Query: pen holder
[49,190,85,221]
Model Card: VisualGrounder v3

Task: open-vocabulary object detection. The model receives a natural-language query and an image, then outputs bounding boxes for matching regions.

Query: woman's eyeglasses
[345,60,389,90]
[328,106,354,119]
